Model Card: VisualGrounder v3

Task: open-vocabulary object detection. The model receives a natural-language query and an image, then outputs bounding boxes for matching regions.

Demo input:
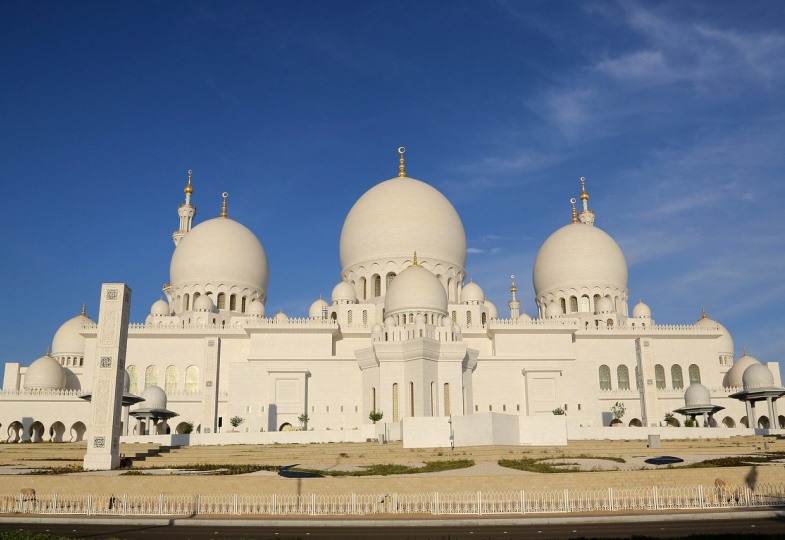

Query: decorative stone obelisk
[83,283,131,470]
[200,337,221,434]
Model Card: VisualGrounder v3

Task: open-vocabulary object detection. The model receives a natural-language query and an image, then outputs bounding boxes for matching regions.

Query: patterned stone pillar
[201,337,221,434]
[83,283,131,470]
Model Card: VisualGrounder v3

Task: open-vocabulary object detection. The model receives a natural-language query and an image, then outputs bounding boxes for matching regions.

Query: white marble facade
[2,156,783,445]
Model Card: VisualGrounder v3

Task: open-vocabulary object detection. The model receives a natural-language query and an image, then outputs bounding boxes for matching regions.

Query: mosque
[2,149,783,446]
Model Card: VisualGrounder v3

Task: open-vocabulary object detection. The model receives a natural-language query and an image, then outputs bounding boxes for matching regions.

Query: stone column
[766,397,775,428]
[747,401,756,428]
[83,283,131,470]
[201,337,221,434]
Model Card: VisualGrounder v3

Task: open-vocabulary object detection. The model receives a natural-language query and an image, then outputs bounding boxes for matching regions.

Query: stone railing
[0,389,82,399]
[1,482,781,516]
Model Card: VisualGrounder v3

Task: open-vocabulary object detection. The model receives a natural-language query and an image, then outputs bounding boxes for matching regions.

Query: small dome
[331,281,357,304]
[193,294,216,313]
[24,354,66,390]
[274,310,289,322]
[742,363,775,390]
[725,352,760,388]
[150,298,170,317]
[461,281,484,304]
[594,296,615,315]
[52,312,95,357]
[518,311,532,322]
[372,323,383,334]
[684,383,711,406]
[485,300,498,319]
[309,297,329,318]
[695,311,734,354]
[140,385,167,409]
[632,300,651,318]
[384,264,448,317]
[545,301,561,318]
[247,299,265,316]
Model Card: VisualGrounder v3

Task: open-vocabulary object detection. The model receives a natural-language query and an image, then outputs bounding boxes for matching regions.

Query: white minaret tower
[577,176,595,226]
[508,274,520,319]
[172,169,196,246]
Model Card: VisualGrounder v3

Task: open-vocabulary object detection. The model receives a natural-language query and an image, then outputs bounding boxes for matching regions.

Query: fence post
[52,493,57,514]
[653,486,658,510]
[351,493,356,515]
[608,487,614,511]
[698,485,704,509]
[564,489,570,512]
[434,492,439,515]
[159,494,164,515]
[521,490,526,514]
[195,494,200,516]
[87,494,93,516]
[311,493,316,515]
[477,491,482,515]
[744,485,751,507]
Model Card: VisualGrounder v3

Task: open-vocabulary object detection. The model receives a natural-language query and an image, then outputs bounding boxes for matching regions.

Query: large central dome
[340,176,466,277]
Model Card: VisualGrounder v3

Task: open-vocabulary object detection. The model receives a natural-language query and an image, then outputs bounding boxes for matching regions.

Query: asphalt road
[1,515,785,540]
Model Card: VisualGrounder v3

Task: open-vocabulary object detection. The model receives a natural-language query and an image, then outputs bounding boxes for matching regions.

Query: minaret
[172,169,197,246]
[508,275,520,319]
[577,176,595,226]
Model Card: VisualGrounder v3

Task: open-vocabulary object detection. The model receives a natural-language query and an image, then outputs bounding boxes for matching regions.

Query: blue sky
[1,1,784,379]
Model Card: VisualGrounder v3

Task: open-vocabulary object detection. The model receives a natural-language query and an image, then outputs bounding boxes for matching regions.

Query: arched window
[599,365,611,390]
[185,366,199,393]
[579,295,590,312]
[481,312,487,325]
[569,296,578,313]
[560,298,566,314]
[386,272,396,288]
[617,365,630,390]
[217,293,226,309]
[193,292,201,302]
[373,275,381,297]
[443,383,451,416]
[144,365,158,389]
[331,312,337,321]
[359,277,367,300]
[655,364,666,389]
[689,364,701,384]
[127,365,138,394]
[229,294,237,311]
[466,311,472,325]
[165,365,178,394]
[607,318,614,328]
[347,310,353,325]
[362,310,368,325]
[452,311,457,323]
[593,294,601,311]
[241,297,246,313]
[671,365,684,389]
[392,383,399,422]
[183,293,190,311]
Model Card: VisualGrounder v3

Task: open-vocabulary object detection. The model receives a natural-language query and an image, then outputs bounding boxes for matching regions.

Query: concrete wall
[121,424,376,446]
[568,425,785,440]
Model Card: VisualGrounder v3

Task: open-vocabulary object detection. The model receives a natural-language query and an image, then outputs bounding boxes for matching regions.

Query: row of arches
[174,289,263,314]
[126,365,200,394]
[539,292,628,318]
[598,364,701,391]
[56,356,84,367]
[5,420,86,443]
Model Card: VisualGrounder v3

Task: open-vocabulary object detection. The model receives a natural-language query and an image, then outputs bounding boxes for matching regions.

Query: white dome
[309,298,329,318]
[193,294,216,313]
[24,354,66,390]
[247,299,265,316]
[533,222,628,300]
[485,300,498,319]
[461,281,484,304]
[518,311,532,322]
[742,363,775,390]
[545,301,561,318]
[695,313,734,353]
[331,281,357,304]
[595,296,615,314]
[339,176,466,276]
[725,353,760,388]
[274,310,289,322]
[684,383,711,406]
[150,298,169,317]
[52,312,94,357]
[140,385,167,409]
[385,264,448,317]
[632,300,651,318]
[170,217,269,301]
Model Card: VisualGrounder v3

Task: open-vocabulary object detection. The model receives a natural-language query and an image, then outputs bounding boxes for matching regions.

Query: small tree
[611,402,626,421]
[297,413,309,429]
[229,416,245,430]
[369,410,384,424]
[552,407,565,415]
[182,420,194,434]
[664,413,675,426]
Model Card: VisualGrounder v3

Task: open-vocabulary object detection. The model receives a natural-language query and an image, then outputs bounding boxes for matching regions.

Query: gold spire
[81,303,86,316]
[185,169,194,195]
[742,346,748,357]
[413,251,418,266]
[220,192,228,218]
[510,274,517,294]
[398,147,406,177]
[580,176,589,201]
[46,346,51,356]
[570,197,578,223]
[701,306,707,319]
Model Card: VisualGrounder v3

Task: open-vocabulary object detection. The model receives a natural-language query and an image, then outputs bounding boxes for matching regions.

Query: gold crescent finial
[398,147,406,177]
[701,306,707,319]
[81,303,86,316]
[570,197,578,223]
[413,251,418,265]
[510,274,517,293]
[580,176,589,201]
[221,192,228,217]
[185,169,194,195]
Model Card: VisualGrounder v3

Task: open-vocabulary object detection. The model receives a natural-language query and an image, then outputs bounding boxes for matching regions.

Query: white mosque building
[2,150,783,447]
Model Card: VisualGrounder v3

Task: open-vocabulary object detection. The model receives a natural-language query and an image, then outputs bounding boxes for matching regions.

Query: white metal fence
[2,483,783,517]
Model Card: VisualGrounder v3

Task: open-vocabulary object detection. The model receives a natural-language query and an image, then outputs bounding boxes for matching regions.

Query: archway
[722,416,736,428]
[29,421,45,443]
[7,421,23,443]
[779,415,785,429]
[740,417,749,428]
[667,417,681,427]
[70,421,86,442]
[609,419,622,427]
[708,416,718,428]
[175,422,193,434]
[49,421,66,442]
[279,422,294,431]
[757,416,770,429]
[628,418,642,427]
